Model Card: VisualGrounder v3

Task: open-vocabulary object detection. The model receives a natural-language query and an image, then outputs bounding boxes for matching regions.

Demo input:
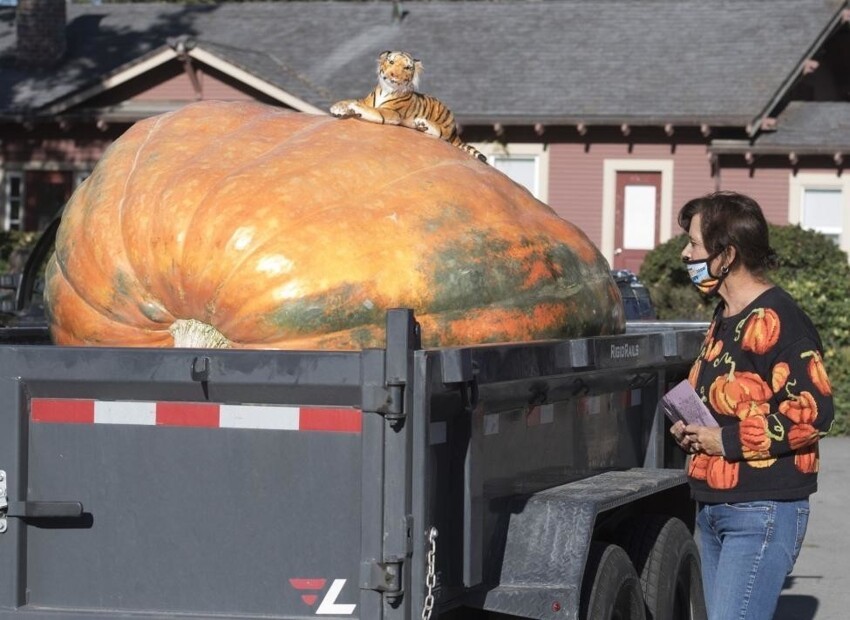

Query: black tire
[618,515,707,620]
[580,542,647,620]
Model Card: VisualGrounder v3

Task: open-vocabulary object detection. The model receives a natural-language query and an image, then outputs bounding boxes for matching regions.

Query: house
[1,0,849,271]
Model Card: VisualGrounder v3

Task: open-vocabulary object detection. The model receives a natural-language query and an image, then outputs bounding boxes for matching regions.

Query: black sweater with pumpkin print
[686,286,834,504]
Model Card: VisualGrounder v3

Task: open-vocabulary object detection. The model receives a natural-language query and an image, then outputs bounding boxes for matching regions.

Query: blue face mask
[684,252,728,296]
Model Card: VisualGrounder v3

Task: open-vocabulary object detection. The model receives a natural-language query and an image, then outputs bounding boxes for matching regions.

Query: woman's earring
[721,265,729,275]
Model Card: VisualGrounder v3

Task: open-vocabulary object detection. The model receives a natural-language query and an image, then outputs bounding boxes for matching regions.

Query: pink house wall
[547,142,796,258]
[548,142,716,247]
[132,68,255,103]
[717,168,791,225]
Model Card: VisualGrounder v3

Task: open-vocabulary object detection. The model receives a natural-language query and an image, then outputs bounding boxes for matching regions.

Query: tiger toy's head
[376,50,422,93]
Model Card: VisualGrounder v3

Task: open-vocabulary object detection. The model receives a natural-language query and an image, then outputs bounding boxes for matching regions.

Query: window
[788,173,850,257]
[491,156,539,196]
[4,171,24,231]
[472,143,549,202]
[801,189,842,244]
[622,184,658,250]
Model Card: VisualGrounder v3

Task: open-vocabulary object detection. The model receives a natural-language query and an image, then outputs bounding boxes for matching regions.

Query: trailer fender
[471,468,689,620]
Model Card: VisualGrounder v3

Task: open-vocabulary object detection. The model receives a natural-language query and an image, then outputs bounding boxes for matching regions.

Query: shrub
[640,224,850,435]
[0,230,38,274]
[826,346,850,436]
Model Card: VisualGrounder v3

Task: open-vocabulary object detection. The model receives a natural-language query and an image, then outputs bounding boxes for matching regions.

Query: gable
[34,42,325,124]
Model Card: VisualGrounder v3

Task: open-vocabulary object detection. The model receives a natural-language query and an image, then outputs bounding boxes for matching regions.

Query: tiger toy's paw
[330,101,359,118]
[412,118,431,133]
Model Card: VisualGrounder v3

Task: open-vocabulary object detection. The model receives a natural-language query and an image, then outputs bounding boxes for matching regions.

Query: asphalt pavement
[773,436,850,620]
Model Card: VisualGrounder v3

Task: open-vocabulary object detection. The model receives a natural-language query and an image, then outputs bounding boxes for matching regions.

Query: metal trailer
[0,309,706,620]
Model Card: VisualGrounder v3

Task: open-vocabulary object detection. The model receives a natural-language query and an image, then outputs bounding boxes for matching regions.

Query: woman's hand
[669,420,695,452]
[683,425,724,456]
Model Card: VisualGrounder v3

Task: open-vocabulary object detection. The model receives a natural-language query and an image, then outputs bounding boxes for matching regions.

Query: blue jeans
[697,500,810,620]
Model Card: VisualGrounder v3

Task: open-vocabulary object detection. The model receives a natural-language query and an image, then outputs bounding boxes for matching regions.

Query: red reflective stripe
[156,402,219,427]
[289,578,327,590]
[300,408,361,433]
[31,399,94,424]
[29,399,362,433]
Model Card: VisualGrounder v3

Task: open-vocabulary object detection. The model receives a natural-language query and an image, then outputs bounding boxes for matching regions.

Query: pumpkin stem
[169,319,232,349]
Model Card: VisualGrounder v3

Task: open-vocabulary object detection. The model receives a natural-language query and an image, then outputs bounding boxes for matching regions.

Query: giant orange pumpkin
[45,100,624,349]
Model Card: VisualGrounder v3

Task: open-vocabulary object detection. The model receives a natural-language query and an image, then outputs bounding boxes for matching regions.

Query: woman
[670,191,834,620]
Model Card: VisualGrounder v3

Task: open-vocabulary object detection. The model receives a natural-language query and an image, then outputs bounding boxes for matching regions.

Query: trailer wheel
[579,542,646,620]
[618,515,707,620]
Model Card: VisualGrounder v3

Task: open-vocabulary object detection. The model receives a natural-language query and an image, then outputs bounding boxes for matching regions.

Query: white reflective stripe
[540,404,555,424]
[94,401,156,425]
[219,405,299,430]
[484,414,499,436]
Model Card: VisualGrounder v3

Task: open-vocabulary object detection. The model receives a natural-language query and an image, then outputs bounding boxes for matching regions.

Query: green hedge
[0,230,39,274]
[639,224,850,435]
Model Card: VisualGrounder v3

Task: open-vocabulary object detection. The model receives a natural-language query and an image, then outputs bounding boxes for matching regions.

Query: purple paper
[660,379,718,427]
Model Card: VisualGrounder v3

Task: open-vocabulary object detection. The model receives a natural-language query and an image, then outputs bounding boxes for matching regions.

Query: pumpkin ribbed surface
[46,100,624,349]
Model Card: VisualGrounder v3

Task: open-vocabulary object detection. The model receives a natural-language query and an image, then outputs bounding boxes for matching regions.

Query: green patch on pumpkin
[427,232,526,313]
[267,282,385,335]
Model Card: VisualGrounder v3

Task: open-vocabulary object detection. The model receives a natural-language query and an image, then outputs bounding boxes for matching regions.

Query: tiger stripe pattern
[330,51,486,163]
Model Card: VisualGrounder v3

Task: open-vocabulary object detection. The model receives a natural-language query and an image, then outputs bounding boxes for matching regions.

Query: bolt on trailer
[0,309,707,620]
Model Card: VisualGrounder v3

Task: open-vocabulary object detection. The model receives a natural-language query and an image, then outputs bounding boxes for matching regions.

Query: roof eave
[746,3,850,138]
[455,114,751,130]
[710,140,849,156]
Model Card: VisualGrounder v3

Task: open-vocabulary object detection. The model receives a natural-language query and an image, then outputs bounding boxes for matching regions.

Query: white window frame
[601,159,674,266]
[0,165,93,232]
[788,172,850,257]
[2,170,24,231]
[470,142,549,203]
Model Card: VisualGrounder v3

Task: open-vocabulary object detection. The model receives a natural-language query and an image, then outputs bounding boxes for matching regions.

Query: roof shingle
[0,0,845,126]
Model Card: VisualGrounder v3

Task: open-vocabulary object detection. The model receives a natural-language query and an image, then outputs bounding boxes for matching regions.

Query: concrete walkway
[774,436,850,620]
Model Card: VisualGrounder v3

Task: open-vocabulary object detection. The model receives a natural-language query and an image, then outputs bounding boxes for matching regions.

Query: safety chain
[421,526,439,620]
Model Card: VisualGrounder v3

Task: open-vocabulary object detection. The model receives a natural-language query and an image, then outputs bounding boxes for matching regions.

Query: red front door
[613,171,661,273]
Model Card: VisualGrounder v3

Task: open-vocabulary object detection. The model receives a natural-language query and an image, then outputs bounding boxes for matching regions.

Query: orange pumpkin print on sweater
[689,453,744,490]
[737,308,781,354]
[740,413,778,467]
[795,445,819,474]
[709,370,772,419]
[802,351,832,396]
[771,362,790,393]
[779,391,818,425]
[788,423,819,450]
[705,339,723,362]
[706,457,739,490]
[688,453,710,480]
[740,415,770,452]
[688,359,702,388]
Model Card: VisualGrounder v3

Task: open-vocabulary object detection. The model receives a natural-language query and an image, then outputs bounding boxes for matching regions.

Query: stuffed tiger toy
[330,51,486,163]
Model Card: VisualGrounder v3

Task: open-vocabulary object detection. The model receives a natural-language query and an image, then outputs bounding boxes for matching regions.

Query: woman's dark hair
[678,191,778,274]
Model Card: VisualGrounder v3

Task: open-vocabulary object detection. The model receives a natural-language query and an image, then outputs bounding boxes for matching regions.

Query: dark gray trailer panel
[0,313,706,619]
[0,345,373,619]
